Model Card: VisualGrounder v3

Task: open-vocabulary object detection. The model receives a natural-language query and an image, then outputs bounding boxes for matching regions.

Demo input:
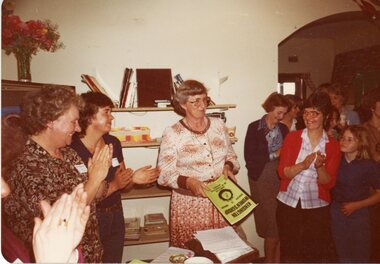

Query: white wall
[1,0,360,260]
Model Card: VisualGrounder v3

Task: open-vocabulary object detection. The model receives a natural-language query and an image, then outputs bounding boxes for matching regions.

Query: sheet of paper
[194,226,253,263]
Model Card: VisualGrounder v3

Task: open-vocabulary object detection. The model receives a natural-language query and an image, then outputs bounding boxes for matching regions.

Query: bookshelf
[124,228,169,246]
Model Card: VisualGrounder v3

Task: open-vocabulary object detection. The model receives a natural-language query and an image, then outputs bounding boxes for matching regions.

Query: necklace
[192,132,215,163]
[181,117,214,162]
[182,117,210,134]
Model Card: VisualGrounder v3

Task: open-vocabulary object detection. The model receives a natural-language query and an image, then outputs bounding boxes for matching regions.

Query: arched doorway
[278,11,380,104]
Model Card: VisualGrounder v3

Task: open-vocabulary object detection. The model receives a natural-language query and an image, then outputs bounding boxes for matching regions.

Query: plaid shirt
[277,129,330,209]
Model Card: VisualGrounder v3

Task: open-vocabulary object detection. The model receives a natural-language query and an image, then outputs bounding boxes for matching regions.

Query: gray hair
[172,80,208,116]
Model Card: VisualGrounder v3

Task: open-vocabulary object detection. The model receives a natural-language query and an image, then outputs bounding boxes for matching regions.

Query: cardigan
[277,129,341,203]
[244,117,289,181]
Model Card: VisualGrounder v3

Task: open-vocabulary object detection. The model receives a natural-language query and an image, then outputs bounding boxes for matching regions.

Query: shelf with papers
[112,104,236,112]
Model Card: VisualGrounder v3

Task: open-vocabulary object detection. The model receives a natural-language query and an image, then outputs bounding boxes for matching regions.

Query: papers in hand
[194,226,253,263]
[204,176,257,225]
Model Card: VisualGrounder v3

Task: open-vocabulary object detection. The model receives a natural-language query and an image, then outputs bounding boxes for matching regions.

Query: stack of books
[154,100,172,108]
[125,217,141,240]
[143,213,168,236]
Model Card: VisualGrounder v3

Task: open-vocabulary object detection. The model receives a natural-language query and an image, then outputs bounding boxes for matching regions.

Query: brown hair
[327,83,348,104]
[262,92,290,113]
[341,125,371,160]
[77,92,114,137]
[20,86,83,135]
[172,80,208,116]
[303,90,332,130]
[284,94,303,109]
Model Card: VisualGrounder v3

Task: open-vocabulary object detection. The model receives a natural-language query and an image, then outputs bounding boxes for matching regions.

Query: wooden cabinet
[1,79,75,108]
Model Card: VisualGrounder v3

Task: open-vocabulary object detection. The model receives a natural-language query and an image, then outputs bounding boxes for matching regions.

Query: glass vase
[15,53,32,82]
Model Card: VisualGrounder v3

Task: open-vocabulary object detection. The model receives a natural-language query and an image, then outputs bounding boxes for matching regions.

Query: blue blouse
[332,157,380,203]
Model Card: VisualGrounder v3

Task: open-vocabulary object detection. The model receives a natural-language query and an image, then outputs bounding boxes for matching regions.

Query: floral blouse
[158,117,240,189]
[4,139,103,263]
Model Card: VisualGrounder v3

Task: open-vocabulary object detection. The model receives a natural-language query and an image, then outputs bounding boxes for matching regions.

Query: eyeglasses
[303,110,321,118]
[187,97,211,107]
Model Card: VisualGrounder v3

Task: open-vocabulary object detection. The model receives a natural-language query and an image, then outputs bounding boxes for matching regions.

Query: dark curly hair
[303,90,332,130]
[77,92,114,137]
[20,86,83,135]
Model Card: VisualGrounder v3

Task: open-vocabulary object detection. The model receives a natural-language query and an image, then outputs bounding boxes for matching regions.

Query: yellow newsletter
[205,176,257,225]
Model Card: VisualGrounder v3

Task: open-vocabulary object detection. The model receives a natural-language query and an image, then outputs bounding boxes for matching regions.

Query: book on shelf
[144,213,167,225]
[136,68,173,107]
[143,223,169,236]
[154,99,172,108]
[119,68,133,108]
[81,74,109,96]
[125,217,141,240]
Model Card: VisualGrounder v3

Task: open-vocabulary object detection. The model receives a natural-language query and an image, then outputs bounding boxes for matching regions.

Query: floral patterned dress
[4,139,103,263]
[157,117,240,247]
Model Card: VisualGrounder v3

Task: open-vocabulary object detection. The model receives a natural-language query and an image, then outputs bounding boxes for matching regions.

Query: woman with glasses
[276,91,341,263]
[157,80,240,248]
[244,92,289,263]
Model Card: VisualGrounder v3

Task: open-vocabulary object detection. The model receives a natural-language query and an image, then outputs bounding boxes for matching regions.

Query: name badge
[75,163,88,174]
[112,157,120,167]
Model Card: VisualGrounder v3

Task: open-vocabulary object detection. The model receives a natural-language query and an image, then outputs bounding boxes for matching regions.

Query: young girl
[331,125,380,263]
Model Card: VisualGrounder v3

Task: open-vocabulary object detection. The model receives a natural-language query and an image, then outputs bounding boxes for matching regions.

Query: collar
[258,115,269,131]
[301,128,329,144]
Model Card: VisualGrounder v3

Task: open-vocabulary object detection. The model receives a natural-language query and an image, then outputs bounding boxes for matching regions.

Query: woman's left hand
[33,184,90,263]
[314,151,326,169]
[341,201,359,216]
[223,163,236,182]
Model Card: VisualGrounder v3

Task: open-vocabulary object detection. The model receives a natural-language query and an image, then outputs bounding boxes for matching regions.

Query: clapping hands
[132,165,160,185]
[33,184,90,263]
[88,144,113,183]
[114,167,134,190]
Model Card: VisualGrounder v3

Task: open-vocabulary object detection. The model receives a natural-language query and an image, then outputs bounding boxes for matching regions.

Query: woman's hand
[314,151,326,169]
[132,165,160,185]
[113,167,133,190]
[341,201,360,216]
[33,184,90,263]
[223,163,236,182]
[88,144,112,184]
[186,178,210,198]
[301,152,316,170]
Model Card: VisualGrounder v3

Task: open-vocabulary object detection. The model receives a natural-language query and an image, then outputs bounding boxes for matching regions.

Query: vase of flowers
[2,10,64,82]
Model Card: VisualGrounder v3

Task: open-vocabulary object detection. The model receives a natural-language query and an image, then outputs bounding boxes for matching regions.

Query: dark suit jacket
[244,118,288,181]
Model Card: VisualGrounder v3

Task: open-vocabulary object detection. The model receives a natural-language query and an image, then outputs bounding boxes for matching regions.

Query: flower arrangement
[2,16,64,56]
[1,6,64,81]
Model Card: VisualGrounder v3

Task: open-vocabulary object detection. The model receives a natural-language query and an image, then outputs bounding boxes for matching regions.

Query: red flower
[1,14,64,56]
